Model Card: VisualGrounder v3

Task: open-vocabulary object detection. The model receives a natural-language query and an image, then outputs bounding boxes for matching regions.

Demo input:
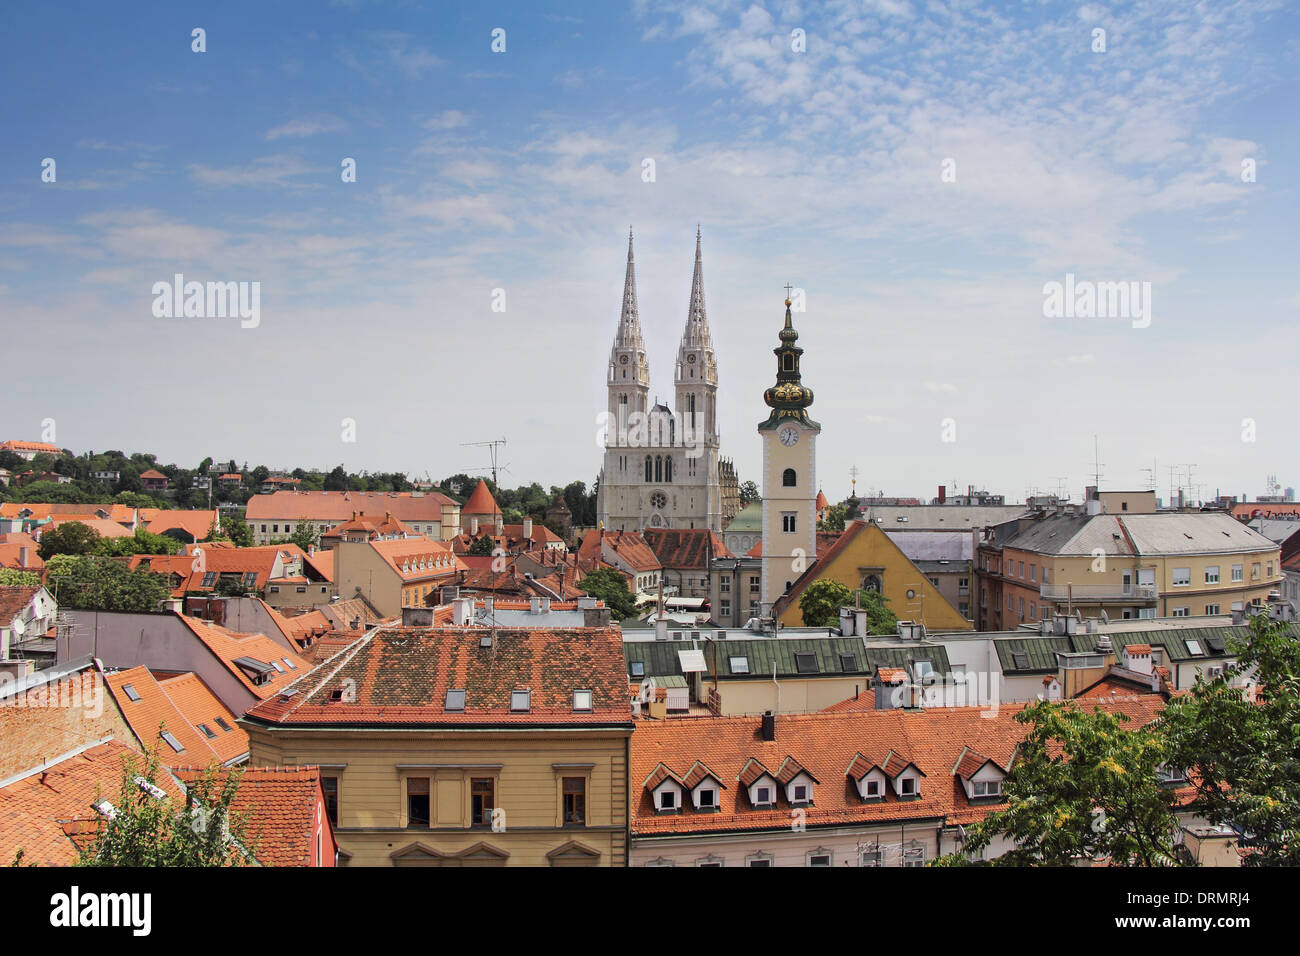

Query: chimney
[761,711,776,742]
[938,485,946,504]
[494,514,503,536]
[470,516,479,536]
[523,517,533,540]
[18,546,29,568]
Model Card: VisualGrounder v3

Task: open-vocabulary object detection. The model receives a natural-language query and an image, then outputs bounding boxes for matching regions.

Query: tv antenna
[460,438,508,487]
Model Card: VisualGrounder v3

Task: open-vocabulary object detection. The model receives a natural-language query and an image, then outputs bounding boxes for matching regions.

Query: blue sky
[2,0,1298,503]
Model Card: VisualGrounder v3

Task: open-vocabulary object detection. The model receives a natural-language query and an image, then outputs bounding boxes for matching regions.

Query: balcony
[1040,583,1158,604]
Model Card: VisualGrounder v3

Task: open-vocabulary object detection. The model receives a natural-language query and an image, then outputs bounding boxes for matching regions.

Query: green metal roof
[862,644,953,677]
[1110,623,1300,663]
[624,638,871,680]
[994,634,1095,674]
[724,503,762,533]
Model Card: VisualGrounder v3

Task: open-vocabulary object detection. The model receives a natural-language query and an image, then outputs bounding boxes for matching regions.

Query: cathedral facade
[596,229,737,533]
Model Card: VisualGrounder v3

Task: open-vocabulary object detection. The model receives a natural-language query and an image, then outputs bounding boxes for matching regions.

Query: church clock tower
[758,291,820,615]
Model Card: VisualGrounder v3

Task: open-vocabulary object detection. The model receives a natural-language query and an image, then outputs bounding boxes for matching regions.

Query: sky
[2,0,1298,505]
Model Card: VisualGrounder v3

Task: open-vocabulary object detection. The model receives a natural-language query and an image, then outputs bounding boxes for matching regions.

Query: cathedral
[596,228,739,533]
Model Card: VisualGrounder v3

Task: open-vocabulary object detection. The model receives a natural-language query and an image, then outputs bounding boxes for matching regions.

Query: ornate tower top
[614,227,645,351]
[760,291,818,430]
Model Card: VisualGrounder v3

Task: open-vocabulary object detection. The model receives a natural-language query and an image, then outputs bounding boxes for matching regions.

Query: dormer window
[792,783,809,804]
[658,789,678,811]
[755,785,773,806]
[971,779,1002,797]
[900,776,917,796]
[864,778,881,799]
[697,787,716,809]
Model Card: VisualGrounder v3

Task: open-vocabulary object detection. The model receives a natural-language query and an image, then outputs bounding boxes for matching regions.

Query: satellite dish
[1099,609,1109,624]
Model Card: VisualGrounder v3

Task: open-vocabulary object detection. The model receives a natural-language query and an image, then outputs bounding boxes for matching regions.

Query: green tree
[77,747,253,867]
[17,481,88,504]
[1161,615,1300,865]
[738,481,760,506]
[818,503,847,532]
[799,579,852,627]
[0,568,41,587]
[114,490,166,509]
[213,576,250,597]
[45,555,170,613]
[288,520,319,551]
[849,588,898,635]
[323,465,347,491]
[467,535,497,557]
[936,701,1182,867]
[578,567,639,621]
[37,521,103,561]
[215,515,254,548]
[98,527,182,558]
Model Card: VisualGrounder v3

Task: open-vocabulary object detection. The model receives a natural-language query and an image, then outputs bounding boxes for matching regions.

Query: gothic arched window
[645,456,652,482]
[655,456,663,483]
[665,457,673,483]
[782,468,796,487]
[862,574,882,593]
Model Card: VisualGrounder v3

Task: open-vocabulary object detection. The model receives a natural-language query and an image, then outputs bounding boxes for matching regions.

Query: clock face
[779,427,799,446]
[619,354,629,364]
[687,353,696,363]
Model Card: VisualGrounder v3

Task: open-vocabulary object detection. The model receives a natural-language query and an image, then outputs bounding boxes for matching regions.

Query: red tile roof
[630,696,1166,836]
[104,666,224,766]
[156,672,249,764]
[643,528,732,570]
[177,615,311,701]
[0,440,61,455]
[369,537,467,582]
[0,739,183,866]
[140,509,220,542]
[0,585,42,627]
[173,766,326,866]
[243,625,632,728]
[462,479,501,516]
[138,469,168,481]
[245,490,456,523]
[578,529,662,573]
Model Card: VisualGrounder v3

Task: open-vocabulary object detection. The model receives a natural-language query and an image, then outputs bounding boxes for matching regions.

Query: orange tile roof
[156,672,249,764]
[462,479,501,516]
[369,537,467,582]
[632,694,1169,836]
[138,469,168,481]
[104,666,222,765]
[245,490,455,523]
[0,537,43,572]
[0,739,183,866]
[578,529,662,573]
[141,509,220,541]
[643,528,732,569]
[178,615,310,702]
[1125,643,1152,655]
[0,585,43,627]
[816,490,829,510]
[173,766,325,866]
[0,440,61,455]
[39,516,134,539]
[243,625,632,728]
[1,502,136,524]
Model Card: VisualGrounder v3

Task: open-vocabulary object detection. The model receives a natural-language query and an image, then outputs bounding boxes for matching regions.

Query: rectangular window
[1205,604,1220,616]
[719,577,730,593]
[1232,564,1244,582]
[406,777,430,828]
[860,848,882,867]
[1251,563,1261,581]
[720,600,731,617]
[572,689,593,712]
[1173,607,1190,618]
[630,661,645,678]
[322,776,339,826]
[510,689,530,712]
[1172,567,1191,587]
[755,786,772,805]
[792,783,808,803]
[1018,561,1024,578]
[697,787,716,808]
[782,513,796,533]
[471,778,495,827]
[808,853,832,867]
[562,777,586,825]
[972,779,1002,797]
[900,776,917,796]
[445,688,466,712]
[750,577,760,594]
[864,779,881,798]
[1029,565,1037,582]
[1205,566,1220,584]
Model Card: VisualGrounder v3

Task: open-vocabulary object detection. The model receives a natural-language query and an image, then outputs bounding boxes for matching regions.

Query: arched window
[655,456,662,483]
[783,353,793,372]
[782,468,796,487]
[645,456,652,482]
[665,457,673,483]
[862,574,881,593]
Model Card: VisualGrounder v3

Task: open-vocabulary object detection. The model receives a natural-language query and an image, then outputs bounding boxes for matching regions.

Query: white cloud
[265,114,347,140]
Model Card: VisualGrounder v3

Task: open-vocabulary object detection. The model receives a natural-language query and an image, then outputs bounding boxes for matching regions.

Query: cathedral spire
[616,226,644,350]
[680,224,712,349]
